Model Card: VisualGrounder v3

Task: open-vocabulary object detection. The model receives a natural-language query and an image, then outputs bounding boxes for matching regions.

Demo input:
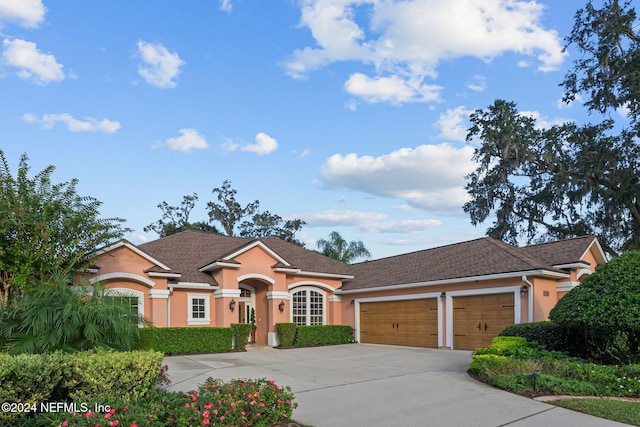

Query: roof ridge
[522,235,595,249]
[484,238,548,269]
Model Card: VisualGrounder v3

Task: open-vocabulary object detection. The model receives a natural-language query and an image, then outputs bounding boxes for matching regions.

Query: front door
[239,286,254,342]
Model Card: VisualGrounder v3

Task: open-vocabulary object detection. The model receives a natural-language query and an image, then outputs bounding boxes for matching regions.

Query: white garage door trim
[354,292,443,347]
[445,286,522,349]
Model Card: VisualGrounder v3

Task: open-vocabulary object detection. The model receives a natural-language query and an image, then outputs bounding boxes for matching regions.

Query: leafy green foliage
[316,231,371,263]
[0,350,164,424]
[472,337,640,398]
[549,251,640,364]
[499,322,571,353]
[0,274,144,354]
[138,327,233,355]
[0,151,129,304]
[293,325,356,347]
[275,323,297,348]
[464,0,640,256]
[230,323,252,350]
[0,352,66,424]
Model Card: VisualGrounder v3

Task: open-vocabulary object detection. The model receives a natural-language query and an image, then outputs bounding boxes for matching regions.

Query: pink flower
[230,402,236,408]
[213,409,218,415]
[204,402,213,409]
[123,406,129,412]
[203,420,210,426]
[61,422,69,427]
[104,413,112,419]
[203,410,209,418]
[130,424,138,427]
[191,395,197,402]
[220,416,225,421]
[84,411,94,418]
[109,421,119,426]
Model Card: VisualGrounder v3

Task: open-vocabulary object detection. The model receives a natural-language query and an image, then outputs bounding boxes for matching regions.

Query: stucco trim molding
[576,268,593,281]
[237,273,276,285]
[337,269,569,294]
[89,272,155,288]
[214,289,242,299]
[266,291,290,300]
[288,280,336,293]
[149,289,170,299]
[92,241,172,271]
[556,281,580,292]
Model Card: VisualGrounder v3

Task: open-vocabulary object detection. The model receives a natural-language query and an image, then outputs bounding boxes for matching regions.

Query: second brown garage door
[453,293,515,350]
[360,299,438,348]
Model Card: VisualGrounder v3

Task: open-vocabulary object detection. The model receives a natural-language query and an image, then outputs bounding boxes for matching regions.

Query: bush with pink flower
[37,376,297,426]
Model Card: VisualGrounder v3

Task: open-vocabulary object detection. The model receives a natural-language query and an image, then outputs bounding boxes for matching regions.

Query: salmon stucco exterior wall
[81,231,606,350]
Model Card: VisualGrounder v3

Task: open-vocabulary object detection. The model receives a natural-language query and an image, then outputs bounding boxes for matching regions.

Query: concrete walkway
[163,344,630,427]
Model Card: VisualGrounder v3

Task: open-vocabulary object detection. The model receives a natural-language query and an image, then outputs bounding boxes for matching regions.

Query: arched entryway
[237,276,274,345]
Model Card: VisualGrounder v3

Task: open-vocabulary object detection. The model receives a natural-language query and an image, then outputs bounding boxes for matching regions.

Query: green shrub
[276,323,297,348]
[549,251,640,364]
[39,378,298,427]
[293,325,355,347]
[499,322,569,352]
[139,327,232,354]
[230,323,253,350]
[0,352,66,423]
[485,373,601,396]
[63,348,164,403]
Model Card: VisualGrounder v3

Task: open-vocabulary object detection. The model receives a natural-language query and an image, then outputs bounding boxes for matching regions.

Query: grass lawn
[551,398,640,426]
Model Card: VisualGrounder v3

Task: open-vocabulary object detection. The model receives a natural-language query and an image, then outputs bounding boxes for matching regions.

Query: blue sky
[1,0,599,259]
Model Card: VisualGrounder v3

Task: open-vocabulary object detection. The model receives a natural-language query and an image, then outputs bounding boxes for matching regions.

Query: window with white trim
[188,294,210,325]
[291,288,325,325]
[103,288,144,327]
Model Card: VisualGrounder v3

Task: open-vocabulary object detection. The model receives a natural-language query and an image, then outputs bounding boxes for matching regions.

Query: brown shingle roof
[519,235,598,266]
[137,230,351,285]
[342,237,569,291]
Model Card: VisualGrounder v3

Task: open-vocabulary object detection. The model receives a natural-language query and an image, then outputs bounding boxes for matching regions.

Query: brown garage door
[360,299,438,348]
[453,293,514,350]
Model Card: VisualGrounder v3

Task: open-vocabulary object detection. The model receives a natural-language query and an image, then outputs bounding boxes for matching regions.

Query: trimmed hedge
[63,349,164,403]
[139,327,233,354]
[231,323,253,351]
[0,352,66,423]
[276,323,297,348]
[498,322,575,352]
[0,350,163,423]
[293,325,355,347]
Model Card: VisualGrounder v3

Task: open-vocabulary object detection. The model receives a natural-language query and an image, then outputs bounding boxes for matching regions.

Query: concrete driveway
[163,344,629,427]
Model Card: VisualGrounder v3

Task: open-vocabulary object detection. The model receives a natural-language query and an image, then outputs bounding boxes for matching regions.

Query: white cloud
[136,40,184,88]
[360,219,441,233]
[23,113,121,133]
[320,143,475,214]
[285,0,565,104]
[0,0,46,28]
[344,72,442,104]
[466,75,486,92]
[163,128,208,152]
[2,38,64,84]
[520,110,569,129]
[300,210,388,227]
[219,0,232,13]
[241,132,279,155]
[435,106,473,142]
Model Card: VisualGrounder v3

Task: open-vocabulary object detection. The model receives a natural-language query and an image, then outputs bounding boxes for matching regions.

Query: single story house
[82,230,606,350]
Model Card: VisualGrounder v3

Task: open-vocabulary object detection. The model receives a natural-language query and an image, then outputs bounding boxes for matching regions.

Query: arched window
[291,287,325,325]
